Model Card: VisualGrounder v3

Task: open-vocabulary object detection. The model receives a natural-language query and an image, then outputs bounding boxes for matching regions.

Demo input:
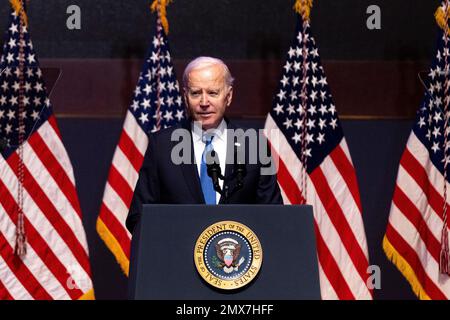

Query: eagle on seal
[215,238,245,274]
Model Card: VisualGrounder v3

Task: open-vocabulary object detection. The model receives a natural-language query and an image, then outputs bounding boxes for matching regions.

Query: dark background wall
[0,0,442,60]
[0,1,444,119]
[1,0,446,299]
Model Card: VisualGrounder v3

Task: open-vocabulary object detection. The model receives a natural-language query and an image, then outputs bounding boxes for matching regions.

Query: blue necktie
[200,135,216,204]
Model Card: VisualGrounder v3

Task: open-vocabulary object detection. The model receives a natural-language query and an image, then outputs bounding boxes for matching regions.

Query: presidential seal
[194,221,263,290]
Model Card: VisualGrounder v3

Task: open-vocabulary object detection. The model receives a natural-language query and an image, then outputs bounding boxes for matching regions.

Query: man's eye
[190,92,201,96]
[208,92,219,96]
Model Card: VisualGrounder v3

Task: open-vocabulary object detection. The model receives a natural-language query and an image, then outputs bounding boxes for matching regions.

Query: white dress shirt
[192,119,227,204]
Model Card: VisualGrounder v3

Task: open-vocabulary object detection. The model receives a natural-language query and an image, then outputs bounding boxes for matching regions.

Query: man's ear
[226,86,233,107]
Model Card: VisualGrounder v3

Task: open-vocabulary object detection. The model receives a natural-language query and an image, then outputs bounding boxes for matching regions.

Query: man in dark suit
[126,57,282,233]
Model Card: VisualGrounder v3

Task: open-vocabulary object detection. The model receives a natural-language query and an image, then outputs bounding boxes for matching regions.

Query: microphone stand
[206,155,223,194]
[206,137,247,203]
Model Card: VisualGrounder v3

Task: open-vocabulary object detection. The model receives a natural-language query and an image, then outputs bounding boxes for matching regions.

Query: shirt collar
[191,119,227,142]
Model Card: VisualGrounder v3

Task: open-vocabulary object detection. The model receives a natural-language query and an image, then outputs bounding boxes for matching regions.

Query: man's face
[184,64,233,130]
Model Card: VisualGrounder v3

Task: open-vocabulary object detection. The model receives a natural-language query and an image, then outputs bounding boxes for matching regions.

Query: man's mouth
[198,112,214,117]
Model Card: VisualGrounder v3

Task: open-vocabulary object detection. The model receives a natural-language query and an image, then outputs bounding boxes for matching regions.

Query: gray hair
[182,56,234,89]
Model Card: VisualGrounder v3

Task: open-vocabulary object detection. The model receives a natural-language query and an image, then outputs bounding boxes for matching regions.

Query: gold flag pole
[436,3,450,35]
[9,0,28,27]
[149,0,174,130]
[436,1,450,275]
[150,0,172,35]
[293,0,313,21]
[293,0,313,204]
[9,0,28,257]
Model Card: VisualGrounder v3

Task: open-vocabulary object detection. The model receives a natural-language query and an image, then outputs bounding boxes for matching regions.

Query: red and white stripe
[385,132,450,299]
[265,115,372,300]
[0,116,93,300]
[97,111,149,273]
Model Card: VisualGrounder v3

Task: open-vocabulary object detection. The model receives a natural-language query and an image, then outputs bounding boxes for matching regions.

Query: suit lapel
[219,120,239,204]
[181,161,204,203]
[179,120,205,203]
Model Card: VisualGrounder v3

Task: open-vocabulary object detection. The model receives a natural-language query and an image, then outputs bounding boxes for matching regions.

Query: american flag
[96,18,185,275]
[264,16,372,299]
[0,6,93,299]
[383,14,450,299]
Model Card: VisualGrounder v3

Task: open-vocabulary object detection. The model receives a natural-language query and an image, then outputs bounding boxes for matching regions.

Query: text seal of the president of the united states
[194,220,263,290]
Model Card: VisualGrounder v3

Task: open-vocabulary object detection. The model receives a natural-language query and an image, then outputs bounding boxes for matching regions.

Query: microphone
[226,137,246,197]
[235,163,246,190]
[206,150,223,194]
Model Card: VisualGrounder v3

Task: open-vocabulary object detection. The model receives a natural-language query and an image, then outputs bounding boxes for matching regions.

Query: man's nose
[200,92,208,106]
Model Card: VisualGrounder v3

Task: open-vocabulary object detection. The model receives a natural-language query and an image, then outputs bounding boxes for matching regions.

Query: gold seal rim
[193,220,263,290]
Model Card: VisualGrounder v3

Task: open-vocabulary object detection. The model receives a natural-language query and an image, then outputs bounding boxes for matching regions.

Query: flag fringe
[150,0,173,35]
[9,0,28,26]
[382,235,431,300]
[435,5,450,35]
[293,0,313,21]
[96,218,130,276]
[79,288,95,300]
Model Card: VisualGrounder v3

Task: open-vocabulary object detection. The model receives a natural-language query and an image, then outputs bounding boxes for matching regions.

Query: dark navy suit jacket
[126,119,283,233]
